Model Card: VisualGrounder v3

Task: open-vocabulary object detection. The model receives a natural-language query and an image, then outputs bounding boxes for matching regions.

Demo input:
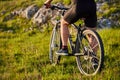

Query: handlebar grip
[50,5,56,10]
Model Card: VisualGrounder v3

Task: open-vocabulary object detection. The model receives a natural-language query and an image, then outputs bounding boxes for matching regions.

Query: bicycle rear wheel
[49,25,62,65]
[76,29,104,76]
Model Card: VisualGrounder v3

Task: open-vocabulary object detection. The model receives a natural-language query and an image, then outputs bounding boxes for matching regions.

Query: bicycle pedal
[56,52,69,56]
[74,53,84,56]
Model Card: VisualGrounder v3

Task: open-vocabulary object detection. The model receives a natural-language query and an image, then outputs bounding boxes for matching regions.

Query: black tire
[49,25,62,65]
[76,29,104,76]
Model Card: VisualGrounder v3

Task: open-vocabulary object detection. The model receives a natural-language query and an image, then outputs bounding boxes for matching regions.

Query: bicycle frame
[49,5,104,76]
[51,5,85,56]
[54,20,84,56]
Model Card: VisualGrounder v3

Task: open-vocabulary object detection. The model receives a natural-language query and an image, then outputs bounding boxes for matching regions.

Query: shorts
[63,2,97,28]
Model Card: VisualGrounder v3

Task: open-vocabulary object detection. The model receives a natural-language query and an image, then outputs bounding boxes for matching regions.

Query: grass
[0,0,120,80]
[0,24,120,80]
[0,29,50,80]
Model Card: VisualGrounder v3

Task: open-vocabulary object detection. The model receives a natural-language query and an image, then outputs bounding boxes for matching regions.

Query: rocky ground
[1,2,120,29]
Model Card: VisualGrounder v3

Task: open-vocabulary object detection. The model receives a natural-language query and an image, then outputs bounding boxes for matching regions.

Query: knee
[61,18,69,26]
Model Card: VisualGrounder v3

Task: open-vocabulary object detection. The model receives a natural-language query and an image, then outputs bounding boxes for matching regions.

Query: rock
[21,4,39,19]
[12,9,24,16]
[32,6,53,26]
[2,4,39,21]
[2,9,23,21]
[3,12,16,21]
[32,3,65,26]
[0,10,7,16]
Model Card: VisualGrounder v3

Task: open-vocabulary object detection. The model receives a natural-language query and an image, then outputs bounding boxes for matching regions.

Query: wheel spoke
[87,60,89,74]
[76,29,104,76]
[81,59,86,65]
[91,43,99,50]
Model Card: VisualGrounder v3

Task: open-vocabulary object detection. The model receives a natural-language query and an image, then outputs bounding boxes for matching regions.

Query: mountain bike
[49,5,104,76]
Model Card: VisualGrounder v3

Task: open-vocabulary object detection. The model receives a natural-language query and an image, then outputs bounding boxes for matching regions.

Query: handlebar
[44,4,69,10]
[50,5,69,10]
[44,4,69,16]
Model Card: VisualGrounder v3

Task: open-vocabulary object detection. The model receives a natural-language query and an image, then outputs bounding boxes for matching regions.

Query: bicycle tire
[76,29,104,76]
[49,25,62,65]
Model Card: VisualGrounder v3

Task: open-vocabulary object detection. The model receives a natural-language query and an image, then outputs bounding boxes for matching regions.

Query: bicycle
[49,5,104,76]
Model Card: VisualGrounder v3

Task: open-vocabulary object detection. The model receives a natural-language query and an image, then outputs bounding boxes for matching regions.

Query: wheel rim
[50,26,61,64]
[76,30,103,76]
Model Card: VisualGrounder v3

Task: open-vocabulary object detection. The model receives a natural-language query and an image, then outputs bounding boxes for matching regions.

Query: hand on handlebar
[44,0,52,8]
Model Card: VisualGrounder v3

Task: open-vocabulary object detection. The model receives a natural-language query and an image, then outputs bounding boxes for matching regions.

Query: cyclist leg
[56,19,69,55]
[60,18,69,47]
[56,4,80,55]
[61,5,79,47]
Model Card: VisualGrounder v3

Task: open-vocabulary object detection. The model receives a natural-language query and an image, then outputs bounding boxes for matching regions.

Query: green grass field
[0,0,120,80]
[0,25,119,80]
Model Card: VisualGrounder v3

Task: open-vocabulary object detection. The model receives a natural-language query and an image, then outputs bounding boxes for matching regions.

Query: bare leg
[56,18,69,55]
[61,18,69,47]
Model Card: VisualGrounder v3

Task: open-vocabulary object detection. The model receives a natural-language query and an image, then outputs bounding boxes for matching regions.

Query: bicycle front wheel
[76,29,104,76]
[49,25,62,65]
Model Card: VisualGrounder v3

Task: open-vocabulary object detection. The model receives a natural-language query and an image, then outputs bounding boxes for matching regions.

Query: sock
[62,45,68,50]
